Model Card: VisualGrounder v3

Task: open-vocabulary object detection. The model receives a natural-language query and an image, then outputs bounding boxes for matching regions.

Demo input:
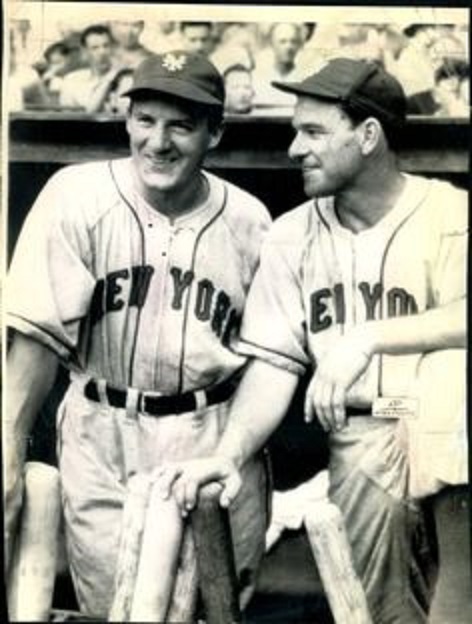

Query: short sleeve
[236,228,310,375]
[6,170,96,361]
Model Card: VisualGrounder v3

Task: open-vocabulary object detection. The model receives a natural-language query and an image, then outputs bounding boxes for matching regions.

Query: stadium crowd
[9,19,470,116]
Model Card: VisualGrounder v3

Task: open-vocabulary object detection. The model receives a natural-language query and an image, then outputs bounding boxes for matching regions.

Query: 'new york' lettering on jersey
[6,158,271,395]
[237,173,467,403]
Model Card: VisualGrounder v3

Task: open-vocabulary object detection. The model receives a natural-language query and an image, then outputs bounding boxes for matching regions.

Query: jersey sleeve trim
[236,337,307,376]
[7,313,77,362]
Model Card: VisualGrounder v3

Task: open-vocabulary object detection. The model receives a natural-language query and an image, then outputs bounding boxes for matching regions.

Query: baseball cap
[122,51,225,106]
[272,57,407,126]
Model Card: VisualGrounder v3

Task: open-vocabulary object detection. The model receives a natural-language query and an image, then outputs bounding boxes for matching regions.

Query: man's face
[224,70,254,113]
[289,96,363,198]
[84,33,113,74]
[182,25,213,56]
[111,21,143,48]
[48,49,69,75]
[126,97,221,202]
[271,24,302,65]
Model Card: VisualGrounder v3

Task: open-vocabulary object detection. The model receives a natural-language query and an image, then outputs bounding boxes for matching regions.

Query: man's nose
[288,131,308,161]
[148,124,171,150]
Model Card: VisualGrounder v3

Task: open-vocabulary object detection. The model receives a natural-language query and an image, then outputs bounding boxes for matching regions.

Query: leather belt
[84,376,238,417]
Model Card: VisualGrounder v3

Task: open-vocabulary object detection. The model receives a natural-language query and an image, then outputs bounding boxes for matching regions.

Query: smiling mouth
[145,155,178,168]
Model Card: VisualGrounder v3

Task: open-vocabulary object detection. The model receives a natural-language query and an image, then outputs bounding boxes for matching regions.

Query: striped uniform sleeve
[235,224,310,375]
[6,168,96,362]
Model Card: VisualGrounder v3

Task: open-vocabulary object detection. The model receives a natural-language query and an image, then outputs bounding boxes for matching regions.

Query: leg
[329,419,437,623]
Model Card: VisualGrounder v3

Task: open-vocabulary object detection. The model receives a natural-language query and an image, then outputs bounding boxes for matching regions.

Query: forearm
[216,359,299,469]
[4,333,59,463]
[363,298,466,357]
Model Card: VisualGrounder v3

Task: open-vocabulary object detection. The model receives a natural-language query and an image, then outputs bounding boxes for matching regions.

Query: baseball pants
[57,380,267,618]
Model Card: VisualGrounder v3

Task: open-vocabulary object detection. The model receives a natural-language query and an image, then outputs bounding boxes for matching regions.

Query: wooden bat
[191,483,242,624]
[165,527,198,623]
[108,473,153,621]
[7,461,62,622]
[129,484,184,622]
[304,501,372,624]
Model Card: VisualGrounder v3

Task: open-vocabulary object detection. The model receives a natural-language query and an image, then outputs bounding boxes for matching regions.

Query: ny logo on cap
[162,53,187,72]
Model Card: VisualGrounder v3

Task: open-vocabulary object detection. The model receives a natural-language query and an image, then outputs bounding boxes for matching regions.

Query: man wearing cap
[5,51,271,617]
[158,57,468,622]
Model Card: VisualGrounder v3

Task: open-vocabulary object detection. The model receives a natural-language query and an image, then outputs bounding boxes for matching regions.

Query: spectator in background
[101,68,134,115]
[375,24,407,75]
[179,21,215,56]
[8,31,50,111]
[59,24,123,113]
[210,23,257,76]
[223,64,255,114]
[109,20,153,69]
[408,58,469,117]
[40,41,74,106]
[252,23,305,106]
[392,23,439,96]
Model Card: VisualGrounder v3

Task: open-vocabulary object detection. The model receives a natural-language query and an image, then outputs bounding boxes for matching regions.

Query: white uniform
[237,173,468,622]
[7,157,271,616]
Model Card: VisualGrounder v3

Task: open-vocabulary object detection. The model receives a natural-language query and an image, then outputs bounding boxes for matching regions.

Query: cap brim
[271,80,342,101]
[122,77,222,106]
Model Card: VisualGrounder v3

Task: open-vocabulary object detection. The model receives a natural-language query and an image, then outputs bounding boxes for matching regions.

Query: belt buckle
[137,392,147,415]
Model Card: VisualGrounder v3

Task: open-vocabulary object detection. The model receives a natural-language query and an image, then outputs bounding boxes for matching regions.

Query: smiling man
[158,58,468,622]
[4,52,271,618]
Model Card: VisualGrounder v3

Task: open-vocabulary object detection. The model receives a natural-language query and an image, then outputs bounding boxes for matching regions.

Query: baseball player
[4,51,271,618]
[157,58,468,622]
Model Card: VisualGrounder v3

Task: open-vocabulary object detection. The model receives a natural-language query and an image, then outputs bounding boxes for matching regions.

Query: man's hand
[304,326,374,432]
[155,456,242,516]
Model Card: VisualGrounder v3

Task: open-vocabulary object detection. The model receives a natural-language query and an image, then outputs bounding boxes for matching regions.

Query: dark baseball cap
[273,57,407,126]
[123,51,225,106]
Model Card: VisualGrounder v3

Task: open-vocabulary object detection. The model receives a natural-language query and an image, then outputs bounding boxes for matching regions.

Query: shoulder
[62,68,92,85]
[266,199,317,245]
[207,171,272,231]
[414,175,468,234]
[38,159,122,228]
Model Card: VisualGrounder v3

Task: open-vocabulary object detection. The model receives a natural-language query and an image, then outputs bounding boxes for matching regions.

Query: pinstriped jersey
[237,173,467,402]
[7,158,271,393]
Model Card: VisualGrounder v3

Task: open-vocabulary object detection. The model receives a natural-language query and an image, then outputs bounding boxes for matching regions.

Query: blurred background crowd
[8,18,470,117]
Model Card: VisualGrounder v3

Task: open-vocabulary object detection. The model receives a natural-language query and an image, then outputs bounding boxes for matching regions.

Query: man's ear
[208,121,225,149]
[359,117,382,155]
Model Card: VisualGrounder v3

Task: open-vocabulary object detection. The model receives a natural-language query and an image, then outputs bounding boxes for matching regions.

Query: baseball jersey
[237,173,467,403]
[7,158,271,394]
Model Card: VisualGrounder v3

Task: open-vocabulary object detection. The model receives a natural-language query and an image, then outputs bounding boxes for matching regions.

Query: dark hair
[338,102,402,151]
[435,58,469,84]
[222,63,251,80]
[80,24,113,47]
[403,23,436,39]
[180,21,213,32]
[44,41,70,62]
[129,91,224,133]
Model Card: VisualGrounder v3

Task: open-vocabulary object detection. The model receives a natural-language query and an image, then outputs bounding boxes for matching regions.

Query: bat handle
[191,483,242,624]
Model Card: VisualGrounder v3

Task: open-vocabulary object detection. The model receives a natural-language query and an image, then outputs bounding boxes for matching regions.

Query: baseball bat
[304,501,372,624]
[108,473,153,621]
[191,483,242,624]
[165,527,198,622]
[7,462,62,622]
[129,483,184,622]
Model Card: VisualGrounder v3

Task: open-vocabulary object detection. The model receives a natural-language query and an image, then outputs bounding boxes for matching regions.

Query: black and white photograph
[2,1,470,622]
